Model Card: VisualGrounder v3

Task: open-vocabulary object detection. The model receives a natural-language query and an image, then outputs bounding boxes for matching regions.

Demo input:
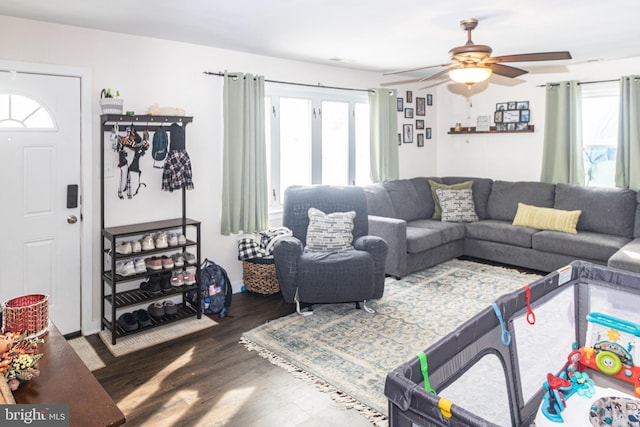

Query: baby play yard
[385,261,640,426]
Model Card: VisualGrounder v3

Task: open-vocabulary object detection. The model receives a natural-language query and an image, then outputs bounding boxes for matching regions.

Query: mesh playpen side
[384,261,640,427]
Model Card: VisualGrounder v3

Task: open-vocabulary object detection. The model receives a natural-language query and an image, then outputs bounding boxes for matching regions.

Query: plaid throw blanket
[237,227,292,260]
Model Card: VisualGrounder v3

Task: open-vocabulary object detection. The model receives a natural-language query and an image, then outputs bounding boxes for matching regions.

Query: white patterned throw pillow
[435,188,479,223]
[306,208,356,252]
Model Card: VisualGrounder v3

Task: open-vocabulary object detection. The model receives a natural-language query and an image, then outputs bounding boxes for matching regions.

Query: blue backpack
[188,259,232,317]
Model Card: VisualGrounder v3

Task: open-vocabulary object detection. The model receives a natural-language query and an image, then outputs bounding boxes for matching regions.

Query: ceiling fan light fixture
[448,66,492,85]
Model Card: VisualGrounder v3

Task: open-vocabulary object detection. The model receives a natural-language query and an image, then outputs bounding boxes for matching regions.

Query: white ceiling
[2,0,640,79]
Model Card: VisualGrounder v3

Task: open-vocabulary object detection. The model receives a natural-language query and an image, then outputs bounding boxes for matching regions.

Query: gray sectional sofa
[363,177,640,278]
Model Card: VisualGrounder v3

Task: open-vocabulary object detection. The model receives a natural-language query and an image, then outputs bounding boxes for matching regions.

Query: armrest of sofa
[368,215,407,279]
[354,235,389,299]
[273,236,304,303]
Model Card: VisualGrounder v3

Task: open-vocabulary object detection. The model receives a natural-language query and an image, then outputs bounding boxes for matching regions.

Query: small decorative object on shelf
[0,331,44,396]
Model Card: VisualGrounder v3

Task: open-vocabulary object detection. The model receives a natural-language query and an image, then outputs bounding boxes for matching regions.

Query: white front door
[0,71,81,335]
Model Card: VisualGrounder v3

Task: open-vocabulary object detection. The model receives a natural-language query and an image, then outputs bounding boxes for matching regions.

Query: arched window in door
[0,94,55,129]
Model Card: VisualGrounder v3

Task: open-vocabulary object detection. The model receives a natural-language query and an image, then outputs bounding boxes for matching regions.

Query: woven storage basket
[242,258,280,294]
[2,294,49,337]
[100,98,124,115]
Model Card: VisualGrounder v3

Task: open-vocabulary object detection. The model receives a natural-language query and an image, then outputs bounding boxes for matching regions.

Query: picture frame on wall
[417,133,424,147]
[507,101,517,110]
[516,101,529,110]
[503,110,520,123]
[426,128,432,139]
[416,97,425,116]
[427,94,433,106]
[404,108,414,119]
[507,123,516,131]
[403,124,413,143]
[520,109,530,122]
[494,110,503,123]
[496,123,507,132]
[416,119,425,129]
[397,97,404,112]
[406,90,413,103]
[496,102,508,111]
[516,123,528,131]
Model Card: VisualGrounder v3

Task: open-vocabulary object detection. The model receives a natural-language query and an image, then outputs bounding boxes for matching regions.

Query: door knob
[67,215,78,224]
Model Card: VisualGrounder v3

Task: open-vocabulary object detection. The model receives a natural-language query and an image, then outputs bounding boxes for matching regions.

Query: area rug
[99,315,218,357]
[240,259,542,425]
[68,337,106,371]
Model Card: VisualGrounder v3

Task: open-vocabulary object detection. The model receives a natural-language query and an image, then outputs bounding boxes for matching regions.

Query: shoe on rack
[155,232,169,249]
[117,312,138,332]
[161,255,174,269]
[116,260,136,277]
[131,240,142,253]
[115,241,132,255]
[177,233,187,246]
[182,269,196,286]
[133,257,147,274]
[160,272,172,293]
[183,251,196,265]
[134,309,152,327]
[145,256,163,271]
[170,270,184,287]
[141,234,155,251]
[163,300,178,316]
[140,275,162,295]
[167,232,179,247]
[171,253,185,268]
[147,302,165,320]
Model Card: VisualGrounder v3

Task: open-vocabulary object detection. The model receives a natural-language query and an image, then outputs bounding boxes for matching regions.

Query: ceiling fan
[382,18,571,88]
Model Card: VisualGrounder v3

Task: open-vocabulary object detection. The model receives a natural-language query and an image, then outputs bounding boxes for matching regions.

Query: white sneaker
[155,232,168,249]
[133,257,146,274]
[131,240,142,253]
[171,253,185,267]
[116,260,136,277]
[183,251,196,265]
[115,241,132,255]
[183,269,196,285]
[141,234,155,251]
[177,233,187,245]
[167,232,178,247]
[170,270,184,287]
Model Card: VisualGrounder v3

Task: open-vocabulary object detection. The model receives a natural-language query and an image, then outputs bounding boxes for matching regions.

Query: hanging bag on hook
[152,127,168,168]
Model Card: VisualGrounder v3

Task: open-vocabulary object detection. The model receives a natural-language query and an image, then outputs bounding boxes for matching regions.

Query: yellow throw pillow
[428,180,473,220]
[512,203,582,234]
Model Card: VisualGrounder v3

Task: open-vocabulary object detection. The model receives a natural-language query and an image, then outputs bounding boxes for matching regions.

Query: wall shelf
[447,125,534,134]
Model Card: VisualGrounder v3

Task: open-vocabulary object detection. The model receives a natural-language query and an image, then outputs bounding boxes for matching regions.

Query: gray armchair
[273,185,388,313]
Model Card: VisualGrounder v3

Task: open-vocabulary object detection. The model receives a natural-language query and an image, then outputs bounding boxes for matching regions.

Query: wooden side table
[12,324,125,427]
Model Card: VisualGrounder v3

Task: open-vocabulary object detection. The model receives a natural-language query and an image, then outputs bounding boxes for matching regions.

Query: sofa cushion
[383,179,428,222]
[410,177,441,219]
[608,238,640,273]
[363,183,396,218]
[487,181,556,221]
[635,192,640,238]
[442,177,493,219]
[465,220,537,248]
[512,203,581,234]
[305,208,355,252]
[532,230,630,262]
[436,188,479,223]
[405,219,465,253]
[554,184,636,238]
[429,179,473,219]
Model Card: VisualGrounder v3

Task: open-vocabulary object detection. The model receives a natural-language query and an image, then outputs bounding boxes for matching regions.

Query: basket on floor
[2,294,49,337]
[242,258,280,295]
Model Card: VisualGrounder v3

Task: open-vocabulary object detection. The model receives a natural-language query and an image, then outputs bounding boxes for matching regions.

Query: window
[0,94,55,129]
[265,85,370,210]
[582,82,618,187]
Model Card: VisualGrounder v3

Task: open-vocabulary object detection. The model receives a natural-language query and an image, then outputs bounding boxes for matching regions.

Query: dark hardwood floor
[87,292,376,427]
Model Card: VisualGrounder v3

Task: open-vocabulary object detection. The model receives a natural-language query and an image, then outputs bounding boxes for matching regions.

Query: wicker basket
[100,97,124,115]
[2,294,49,337]
[242,258,280,294]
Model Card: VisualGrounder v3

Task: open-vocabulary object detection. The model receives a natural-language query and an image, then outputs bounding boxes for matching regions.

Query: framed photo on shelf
[503,110,520,123]
[403,124,413,143]
[416,119,425,129]
[496,102,508,111]
[494,110,503,123]
[406,90,413,103]
[496,123,507,132]
[427,94,433,106]
[520,109,530,122]
[397,97,404,112]
[426,127,432,139]
[516,101,529,110]
[507,123,516,131]
[416,97,425,116]
[417,133,424,147]
[507,101,517,110]
[404,108,414,119]
[516,123,528,131]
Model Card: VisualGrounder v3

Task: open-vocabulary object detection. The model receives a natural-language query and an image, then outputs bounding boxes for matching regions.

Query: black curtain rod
[537,76,639,87]
[203,71,375,93]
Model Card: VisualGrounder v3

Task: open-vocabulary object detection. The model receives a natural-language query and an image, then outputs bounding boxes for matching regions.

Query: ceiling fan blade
[491,51,572,63]
[380,77,424,87]
[419,68,452,82]
[383,63,451,76]
[487,63,528,78]
[419,79,450,90]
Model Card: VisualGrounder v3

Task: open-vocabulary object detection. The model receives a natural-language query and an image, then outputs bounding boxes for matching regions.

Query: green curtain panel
[368,89,399,182]
[221,72,269,235]
[540,81,585,185]
[615,76,640,190]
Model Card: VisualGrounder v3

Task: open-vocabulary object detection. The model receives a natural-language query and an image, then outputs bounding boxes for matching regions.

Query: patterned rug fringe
[240,336,388,426]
